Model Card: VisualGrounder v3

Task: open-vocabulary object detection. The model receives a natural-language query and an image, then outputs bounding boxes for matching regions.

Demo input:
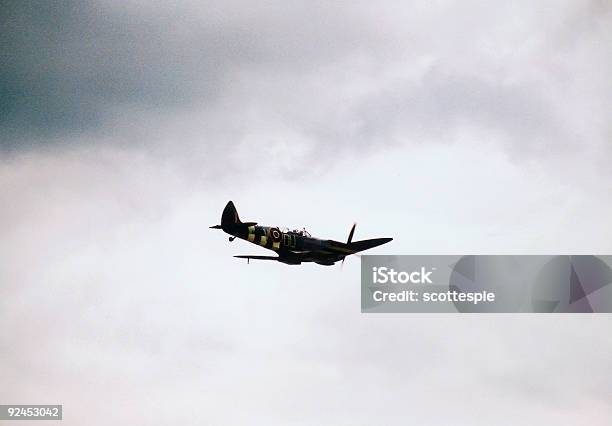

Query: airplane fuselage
[212,201,392,265]
[227,224,350,264]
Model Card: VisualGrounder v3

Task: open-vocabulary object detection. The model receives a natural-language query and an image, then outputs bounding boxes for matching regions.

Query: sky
[1,1,612,424]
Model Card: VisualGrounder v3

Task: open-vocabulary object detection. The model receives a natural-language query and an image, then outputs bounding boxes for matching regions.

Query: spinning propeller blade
[342,223,357,269]
[347,222,356,244]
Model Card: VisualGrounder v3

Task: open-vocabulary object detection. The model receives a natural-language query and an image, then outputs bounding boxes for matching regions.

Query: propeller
[341,223,357,269]
[347,222,356,244]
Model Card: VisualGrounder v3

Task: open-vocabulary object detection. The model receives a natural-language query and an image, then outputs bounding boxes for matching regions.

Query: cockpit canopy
[295,228,311,237]
[281,227,311,237]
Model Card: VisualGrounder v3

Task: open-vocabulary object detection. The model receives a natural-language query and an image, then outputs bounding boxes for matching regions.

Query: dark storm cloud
[1,0,380,151]
[0,1,256,147]
[2,0,610,178]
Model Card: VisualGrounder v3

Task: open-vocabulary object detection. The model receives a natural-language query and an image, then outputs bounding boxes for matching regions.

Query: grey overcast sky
[1,1,611,424]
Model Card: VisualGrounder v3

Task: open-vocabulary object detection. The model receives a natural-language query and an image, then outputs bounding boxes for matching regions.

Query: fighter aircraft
[210,201,392,265]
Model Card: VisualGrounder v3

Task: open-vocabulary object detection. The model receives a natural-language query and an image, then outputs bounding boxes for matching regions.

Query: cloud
[1,1,612,424]
[2,1,610,178]
[0,0,375,148]
[2,143,612,425]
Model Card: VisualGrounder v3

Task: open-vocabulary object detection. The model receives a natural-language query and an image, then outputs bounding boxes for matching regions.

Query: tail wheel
[270,228,282,242]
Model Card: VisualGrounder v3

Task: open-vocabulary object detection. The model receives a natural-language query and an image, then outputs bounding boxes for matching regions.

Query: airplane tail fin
[210,201,242,230]
[210,201,257,231]
[221,200,242,228]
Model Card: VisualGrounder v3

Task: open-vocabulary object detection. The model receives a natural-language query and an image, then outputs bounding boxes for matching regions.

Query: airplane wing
[234,254,305,265]
[327,238,393,254]
[234,255,281,261]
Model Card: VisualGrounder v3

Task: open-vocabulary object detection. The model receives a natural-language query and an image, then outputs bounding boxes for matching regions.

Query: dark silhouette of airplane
[211,201,392,265]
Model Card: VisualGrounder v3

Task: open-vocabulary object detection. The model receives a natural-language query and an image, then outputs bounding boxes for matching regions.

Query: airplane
[210,201,393,265]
